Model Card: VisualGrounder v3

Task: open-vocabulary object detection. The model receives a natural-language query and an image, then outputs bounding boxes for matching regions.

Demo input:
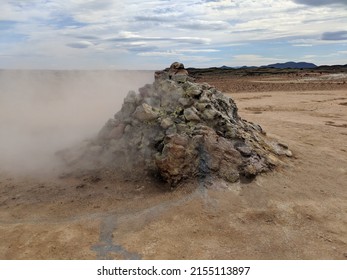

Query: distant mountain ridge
[220,61,318,69]
[265,61,317,69]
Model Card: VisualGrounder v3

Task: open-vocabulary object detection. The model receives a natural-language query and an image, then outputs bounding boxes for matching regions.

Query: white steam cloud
[0,70,153,175]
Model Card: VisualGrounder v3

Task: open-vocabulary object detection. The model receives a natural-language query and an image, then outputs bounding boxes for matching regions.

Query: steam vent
[61,62,292,187]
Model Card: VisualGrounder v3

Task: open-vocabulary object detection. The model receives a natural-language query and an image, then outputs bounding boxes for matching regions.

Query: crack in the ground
[90,145,218,260]
[1,146,220,260]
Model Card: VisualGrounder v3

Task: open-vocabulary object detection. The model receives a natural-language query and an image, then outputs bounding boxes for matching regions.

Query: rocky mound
[59,62,292,187]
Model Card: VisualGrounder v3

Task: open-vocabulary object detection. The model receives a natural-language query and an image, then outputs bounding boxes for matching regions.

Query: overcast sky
[1,0,347,69]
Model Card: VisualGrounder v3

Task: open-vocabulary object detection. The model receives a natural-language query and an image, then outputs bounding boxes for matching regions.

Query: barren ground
[1,71,347,259]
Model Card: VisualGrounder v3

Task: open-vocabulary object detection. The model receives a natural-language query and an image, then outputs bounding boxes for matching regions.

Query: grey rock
[235,145,252,157]
[165,125,177,136]
[199,91,211,103]
[108,123,125,140]
[124,90,137,104]
[195,103,207,112]
[124,124,132,134]
[218,162,240,183]
[133,103,159,121]
[97,119,119,140]
[168,62,189,83]
[120,102,136,116]
[144,97,160,108]
[178,97,194,107]
[202,108,218,120]
[184,107,200,122]
[176,123,190,133]
[173,73,188,83]
[184,82,201,97]
[160,84,184,108]
[160,117,174,129]
[60,62,291,188]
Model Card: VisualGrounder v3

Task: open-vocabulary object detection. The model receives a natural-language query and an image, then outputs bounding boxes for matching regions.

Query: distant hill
[264,61,317,69]
[316,64,347,70]
[220,65,233,70]
[220,61,317,70]
[187,63,347,79]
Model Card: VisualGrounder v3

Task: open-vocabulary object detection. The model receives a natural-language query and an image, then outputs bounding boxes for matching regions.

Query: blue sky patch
[46,15,89,29]
[0,20,18,31]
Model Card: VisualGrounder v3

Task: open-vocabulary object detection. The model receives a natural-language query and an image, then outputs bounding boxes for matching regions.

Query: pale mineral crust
[59,62,292,186]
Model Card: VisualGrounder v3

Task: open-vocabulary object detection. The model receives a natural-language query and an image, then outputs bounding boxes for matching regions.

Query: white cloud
[1,0,347,68]
[293,44,313,47]
[137,48,220,57]
[66,41,94,49]
[180,49,220,53]
[137,51,178,57]
[302,54,317,59]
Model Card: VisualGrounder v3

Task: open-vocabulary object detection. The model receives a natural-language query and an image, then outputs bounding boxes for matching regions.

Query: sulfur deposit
[59,62,292,187]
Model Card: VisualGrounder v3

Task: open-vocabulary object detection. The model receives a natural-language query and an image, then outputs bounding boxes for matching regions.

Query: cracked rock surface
[59,62,292,187]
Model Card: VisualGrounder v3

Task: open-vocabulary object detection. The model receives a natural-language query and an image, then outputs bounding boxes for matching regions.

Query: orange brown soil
[191,68,347,93]
[1,70,347,259]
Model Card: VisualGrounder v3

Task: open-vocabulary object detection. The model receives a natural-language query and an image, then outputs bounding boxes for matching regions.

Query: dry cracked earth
[1,71,347,259]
